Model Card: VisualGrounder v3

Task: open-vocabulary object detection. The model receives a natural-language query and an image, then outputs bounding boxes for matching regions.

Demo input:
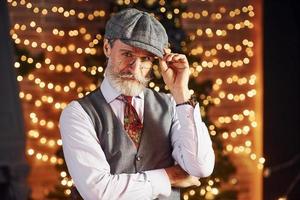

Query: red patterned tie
[119,95,143,148]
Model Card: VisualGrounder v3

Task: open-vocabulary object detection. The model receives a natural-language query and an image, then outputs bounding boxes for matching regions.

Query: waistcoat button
[136,155,142,161]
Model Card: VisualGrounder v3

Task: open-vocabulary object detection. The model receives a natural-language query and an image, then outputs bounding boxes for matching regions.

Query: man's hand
[159,48,191,104]
[164,165,200,188]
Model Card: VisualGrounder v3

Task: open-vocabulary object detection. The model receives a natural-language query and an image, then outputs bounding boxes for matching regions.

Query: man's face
[104,39,155,96]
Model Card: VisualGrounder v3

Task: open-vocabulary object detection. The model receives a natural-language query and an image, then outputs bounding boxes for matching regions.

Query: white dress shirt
[59,78,215,200]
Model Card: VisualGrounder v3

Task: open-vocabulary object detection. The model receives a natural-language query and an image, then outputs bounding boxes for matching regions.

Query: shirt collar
[100,77,144,103]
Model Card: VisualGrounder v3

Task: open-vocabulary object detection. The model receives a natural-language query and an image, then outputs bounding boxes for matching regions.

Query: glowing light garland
[7,0,106,21]
[11,32,98,56]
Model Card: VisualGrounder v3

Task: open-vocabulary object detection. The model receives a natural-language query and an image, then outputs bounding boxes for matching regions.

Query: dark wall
[264,0,300,199]
[0,1,29,199]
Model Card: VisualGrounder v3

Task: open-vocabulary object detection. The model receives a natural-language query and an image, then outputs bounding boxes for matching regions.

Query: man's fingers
[191,176,201,186]
[164,48,171,54]
[163,53,175,62]
[172,176,201,188]
[159,59,168,72]
[173,54,186,62]
[163,53,186,64]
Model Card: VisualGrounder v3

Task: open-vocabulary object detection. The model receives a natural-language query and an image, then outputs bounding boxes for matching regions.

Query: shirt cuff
[176,103,201,126]
[145,169,171,198]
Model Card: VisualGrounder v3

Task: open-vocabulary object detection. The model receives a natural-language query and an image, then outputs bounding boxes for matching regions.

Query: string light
[14,52,104,77]
[190,40,253,58]
[188,58,252,74]
[19,91,68,111]
[29,112,58,129]
[21,72,97,95]
[26,148,64,165]
[12,21,103,46]
[199,89,256,107]
[27,129,63,148]
[181,5,255,20]
[189,23,254,41]
[217,110,256,124]
[11,32,97,56]
[8,0,106,21]
[225,142,265,169]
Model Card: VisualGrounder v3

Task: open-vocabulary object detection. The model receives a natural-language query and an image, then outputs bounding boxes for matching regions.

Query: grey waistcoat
[77,88,180,200]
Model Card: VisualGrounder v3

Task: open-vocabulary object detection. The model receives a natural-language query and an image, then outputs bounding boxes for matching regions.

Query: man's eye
[143,57,153,62]
[123,52,132,57]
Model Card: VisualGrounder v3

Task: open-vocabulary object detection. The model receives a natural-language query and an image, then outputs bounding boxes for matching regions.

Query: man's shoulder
[76,87,102,102]
[144,88,173,103]
[60,100,85,123]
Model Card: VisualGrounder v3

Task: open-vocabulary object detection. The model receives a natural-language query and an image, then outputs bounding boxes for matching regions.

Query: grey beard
[105,66,150,96]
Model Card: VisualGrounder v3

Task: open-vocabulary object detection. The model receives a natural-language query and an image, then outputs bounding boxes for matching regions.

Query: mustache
[118,73,135,79]
[118,72,150,84]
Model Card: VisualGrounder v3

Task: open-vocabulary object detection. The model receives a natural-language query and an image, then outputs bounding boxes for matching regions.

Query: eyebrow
[120,49,133,52]
[119,48,153,57]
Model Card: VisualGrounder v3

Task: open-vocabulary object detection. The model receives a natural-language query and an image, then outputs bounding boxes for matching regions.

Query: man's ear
[103,39,111,57]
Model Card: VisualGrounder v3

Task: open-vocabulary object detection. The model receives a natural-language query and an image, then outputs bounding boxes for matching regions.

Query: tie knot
[124,95,132,103]
[118,95,132,104]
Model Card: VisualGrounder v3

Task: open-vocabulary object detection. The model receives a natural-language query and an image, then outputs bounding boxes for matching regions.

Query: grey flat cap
[105,8,168,58]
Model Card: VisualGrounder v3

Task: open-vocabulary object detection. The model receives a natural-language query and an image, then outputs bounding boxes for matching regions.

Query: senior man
[59,8,215,200]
